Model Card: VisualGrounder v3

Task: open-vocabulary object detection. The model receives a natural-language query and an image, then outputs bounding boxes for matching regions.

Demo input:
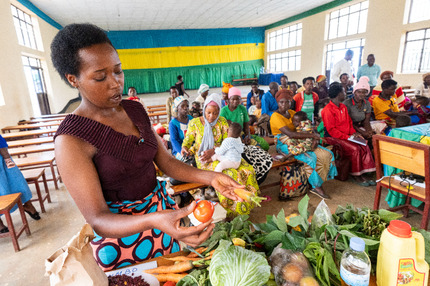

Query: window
[402,28,430,73]
[326,38,365,82]
[11,5,38,49]
[268,23,302,52]
[328,1,368,40]
[408,0,430,23]
[0,84,5,107]
[269,50,301,72]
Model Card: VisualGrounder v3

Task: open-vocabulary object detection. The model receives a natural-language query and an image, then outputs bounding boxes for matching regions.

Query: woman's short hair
[381,79,397,89]
[50,23,114,87]
[177,75,183,80]
[328,82,344,98]
[302,77,315,85]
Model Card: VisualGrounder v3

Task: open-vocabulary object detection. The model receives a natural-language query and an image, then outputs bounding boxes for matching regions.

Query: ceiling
[26,0,334,31]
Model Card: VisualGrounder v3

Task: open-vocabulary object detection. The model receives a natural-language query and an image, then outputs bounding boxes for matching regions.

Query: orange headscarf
[275,89,294,102]
[222,82,233,94]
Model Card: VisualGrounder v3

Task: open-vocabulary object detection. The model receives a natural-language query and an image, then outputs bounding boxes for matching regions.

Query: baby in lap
[279,111,314,155]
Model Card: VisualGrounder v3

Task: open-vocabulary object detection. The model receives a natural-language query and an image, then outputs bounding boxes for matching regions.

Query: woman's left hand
[200,148,215,163]
[209,173,245,201]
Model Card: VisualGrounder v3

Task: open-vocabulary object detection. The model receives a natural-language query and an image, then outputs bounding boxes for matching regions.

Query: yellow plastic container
[377,220,429,286]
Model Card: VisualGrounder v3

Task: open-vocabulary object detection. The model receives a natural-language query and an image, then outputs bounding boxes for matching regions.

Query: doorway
[22,56,51,115]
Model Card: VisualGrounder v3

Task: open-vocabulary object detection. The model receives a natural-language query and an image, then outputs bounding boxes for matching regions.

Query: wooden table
[30,114,68,119]
[14,152,60,190]
[7,137,54,148]
[9,143,55,158]
[2,122,61,133]
[2,127,58,140]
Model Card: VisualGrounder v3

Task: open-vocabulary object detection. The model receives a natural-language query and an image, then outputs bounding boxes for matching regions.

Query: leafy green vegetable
[177,269,211,286]
[209,240,271,286]
[378,209,403,222]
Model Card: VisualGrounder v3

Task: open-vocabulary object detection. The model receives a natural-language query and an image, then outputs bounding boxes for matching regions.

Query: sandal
[25,210,41,220]
[0,227,9,233]
[357,181,370,187]
[367,180,376,186]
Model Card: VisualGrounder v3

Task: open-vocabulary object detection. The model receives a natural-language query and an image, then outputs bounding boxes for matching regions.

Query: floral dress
[182,116,259,217]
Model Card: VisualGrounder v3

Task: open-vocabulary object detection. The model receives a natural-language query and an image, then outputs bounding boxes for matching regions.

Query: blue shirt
[261,91,278,116]
[357,64,381,86]
[0,135,7,148]
[169,115,193,158]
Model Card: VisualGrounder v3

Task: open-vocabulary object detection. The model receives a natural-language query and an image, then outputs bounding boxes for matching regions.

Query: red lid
[387,220,412,238]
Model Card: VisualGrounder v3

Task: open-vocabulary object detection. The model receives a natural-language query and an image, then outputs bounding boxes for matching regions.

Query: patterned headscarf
[198,84,209,95]
[173,96,188,110]
[198,93,222,155]
[316,75,326,83]
[380,71,394,80]
[222,82,233,94]
[275,89,294,102]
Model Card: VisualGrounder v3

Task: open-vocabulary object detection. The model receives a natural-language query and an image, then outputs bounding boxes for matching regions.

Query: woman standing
[322,82,376,186]
[51,24,242,271]
[175,75,190,98]
[169,96,193,159]
[270,90,337,199]
[181,94,259,217]
[0,134,41,233]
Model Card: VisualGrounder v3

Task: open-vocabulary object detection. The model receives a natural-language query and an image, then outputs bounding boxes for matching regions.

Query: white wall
[0,0,76,127]
[265,0,430,88]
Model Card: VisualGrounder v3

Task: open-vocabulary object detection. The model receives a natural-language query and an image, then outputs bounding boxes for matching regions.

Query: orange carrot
[144,261,193,274]
[165,256,201,262]
[234,188,267,207]
[187,247,207,258]
[205,249,216,257]
[150,273,188,282]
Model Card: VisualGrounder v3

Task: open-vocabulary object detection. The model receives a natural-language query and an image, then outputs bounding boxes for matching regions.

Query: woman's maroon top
[54,100,158,202]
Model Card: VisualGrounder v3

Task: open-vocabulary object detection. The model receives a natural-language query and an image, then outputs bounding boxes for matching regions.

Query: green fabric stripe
[123,60,263,94]
[266,0,354,30]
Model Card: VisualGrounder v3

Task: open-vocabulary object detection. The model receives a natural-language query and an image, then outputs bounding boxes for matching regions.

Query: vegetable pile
[144,195,430,286]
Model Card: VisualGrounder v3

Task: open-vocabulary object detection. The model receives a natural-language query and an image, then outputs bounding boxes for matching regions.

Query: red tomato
[163,282,176,286]
[193,200,214,223]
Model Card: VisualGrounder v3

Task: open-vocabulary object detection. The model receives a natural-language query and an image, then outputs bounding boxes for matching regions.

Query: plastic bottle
[377,220,429,286]
[340,237,371,286]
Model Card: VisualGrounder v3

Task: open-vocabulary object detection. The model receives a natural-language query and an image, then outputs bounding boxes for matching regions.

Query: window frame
[401,28,430,73]
[11,4,38,50]
[408,0,430,24]
[327,0,369,40]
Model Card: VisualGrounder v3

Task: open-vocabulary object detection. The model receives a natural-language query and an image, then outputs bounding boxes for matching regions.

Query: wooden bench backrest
[373,135,429,177]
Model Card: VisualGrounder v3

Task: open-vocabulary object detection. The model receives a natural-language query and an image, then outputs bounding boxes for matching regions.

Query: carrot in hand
[233,188,267,207]
[144,261,193,274]
[150,273,188,282]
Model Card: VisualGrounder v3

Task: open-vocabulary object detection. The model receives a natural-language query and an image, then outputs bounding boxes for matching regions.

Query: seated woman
[51,24,242,271]
[181,93,259,217]
[370,71,409,109]
[343,76,387,139]
[321,82,376,186]
[169,96,193,160]
[293,77,319,124]
[372,79,418,128]
[313,75,329,102]
[270,89,337,199]
[0,134,41,233]
[414,72,430,98]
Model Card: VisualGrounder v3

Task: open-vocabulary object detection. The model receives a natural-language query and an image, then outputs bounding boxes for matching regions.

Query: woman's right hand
[181,146,190,157]
[312,133,321,140]
[155,202,215,247]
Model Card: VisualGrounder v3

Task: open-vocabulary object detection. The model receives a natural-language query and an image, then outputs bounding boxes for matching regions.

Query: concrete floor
[0,85,424,286]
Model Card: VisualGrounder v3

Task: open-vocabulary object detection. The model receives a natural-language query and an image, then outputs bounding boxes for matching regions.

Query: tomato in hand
[193,200,214,223]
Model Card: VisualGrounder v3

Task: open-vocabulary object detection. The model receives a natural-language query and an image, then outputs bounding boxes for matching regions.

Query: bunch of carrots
[145,247,215,283]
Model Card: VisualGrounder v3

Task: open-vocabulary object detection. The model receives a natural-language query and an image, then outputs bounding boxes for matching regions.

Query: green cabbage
[209,240,271,286]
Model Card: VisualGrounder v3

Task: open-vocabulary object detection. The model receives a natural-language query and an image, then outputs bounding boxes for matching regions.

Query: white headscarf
[198,93,222,155]
[173,96,188,111]
[198,84,210,95]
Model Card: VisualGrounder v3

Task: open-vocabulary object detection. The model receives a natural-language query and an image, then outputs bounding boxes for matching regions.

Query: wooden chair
[373,135,430,230]
[21,169,51,213]
[0,193,31,252]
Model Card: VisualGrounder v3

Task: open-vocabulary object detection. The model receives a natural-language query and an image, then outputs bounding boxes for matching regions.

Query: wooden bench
[30,113,68,120]
[232,74,258,86]
[9,143,55,158]
[21,169,51,213]
[373,135,430,230]
[7,137,54,148]
[14,152,60,190]
[170,157,296,195]
[148,111,167,124]
[147,107,166,113]
[147,104,165,110]
[2,122,61,133]
[0,193,31,252]
[3,127,58,141]
[20,118,64,125]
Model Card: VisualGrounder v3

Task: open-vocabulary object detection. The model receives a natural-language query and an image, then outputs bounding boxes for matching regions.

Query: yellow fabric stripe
[117,43,264,70]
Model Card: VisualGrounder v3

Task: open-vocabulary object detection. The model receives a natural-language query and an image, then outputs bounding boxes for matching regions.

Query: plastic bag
[269,244,318,286]
[311,199,335,230]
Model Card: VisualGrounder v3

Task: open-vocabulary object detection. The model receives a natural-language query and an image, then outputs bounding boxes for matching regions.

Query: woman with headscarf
[169,96,193,160]
[270,89,337,199]
[322,82,376,186]
[370,71,408,109]
[181,93,259,217]
[195,84,210,106]
[414,72,430,98]
[313,75,329,101]
[221,82,233,108]
[343,76,387,138]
